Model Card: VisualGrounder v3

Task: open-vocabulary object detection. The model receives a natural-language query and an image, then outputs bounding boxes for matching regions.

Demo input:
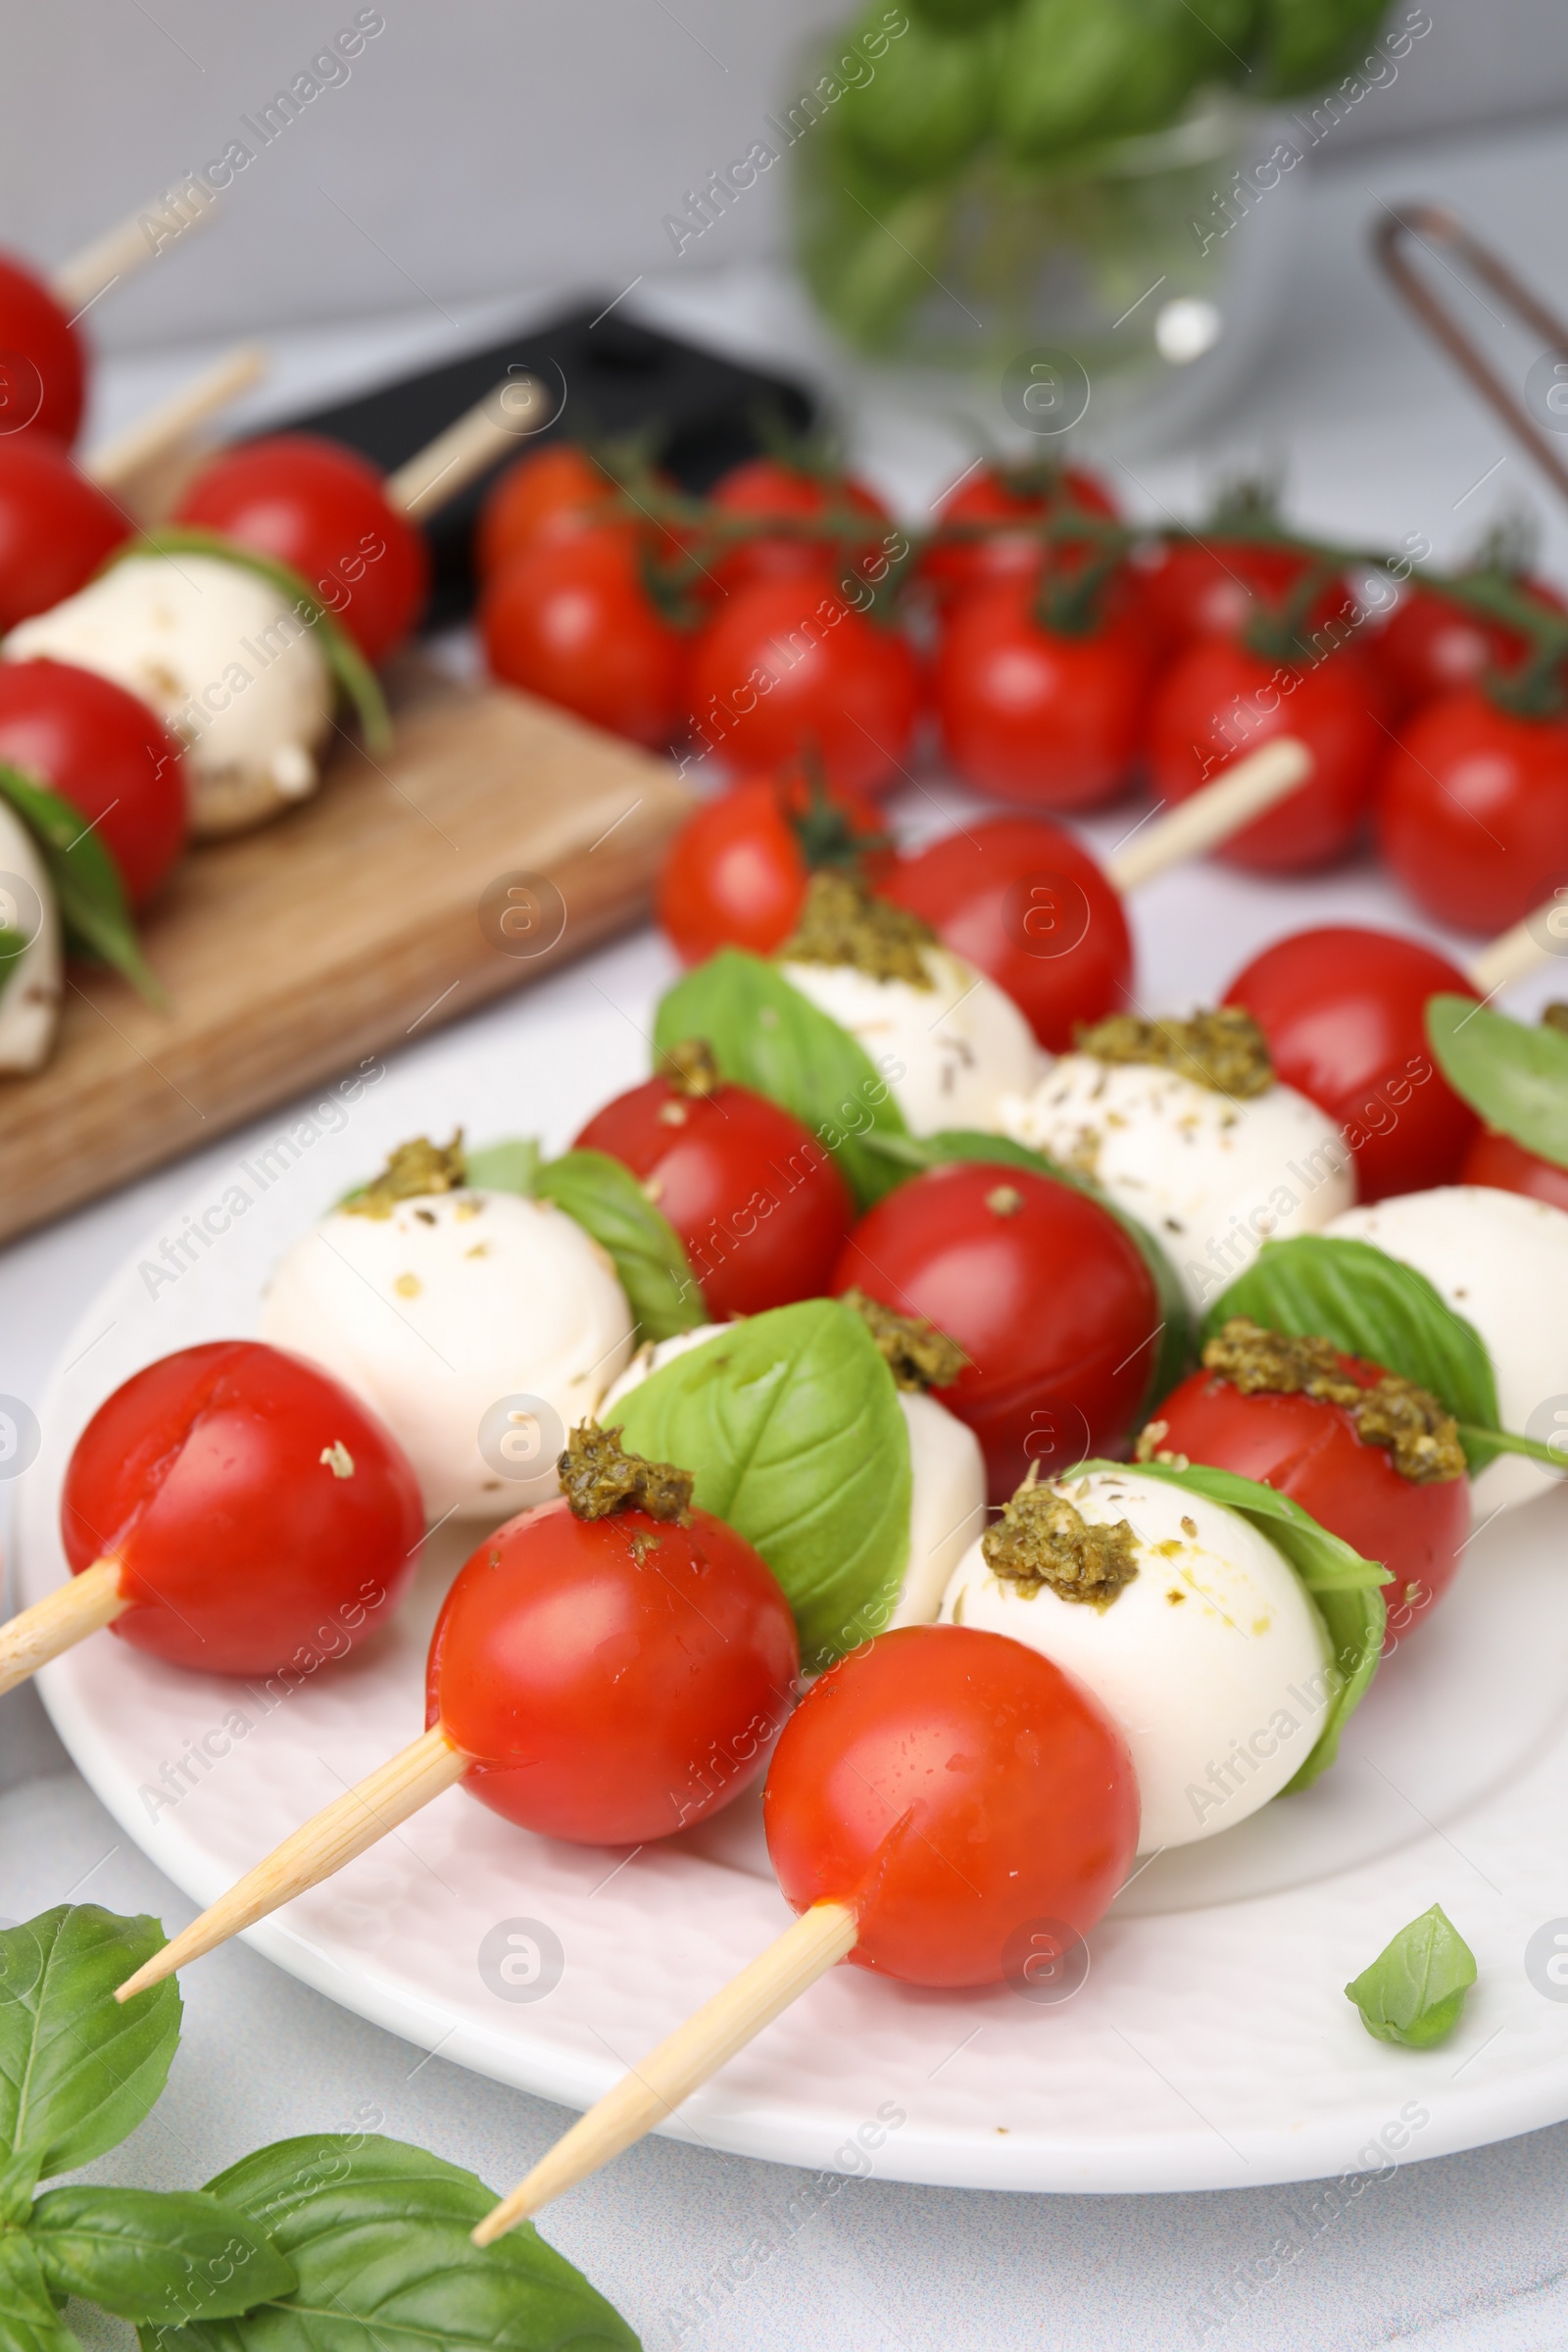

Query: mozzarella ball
[940,1468,1333,1848]
[0,800,59,1071]
[262,1189,633,1520]
[780,945,1040,1135]
[7,554,333,838]
[1328,1186,1568,1518]
[1000,1054,1354,1313]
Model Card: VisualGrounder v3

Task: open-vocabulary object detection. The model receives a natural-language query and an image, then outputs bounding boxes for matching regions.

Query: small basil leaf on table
[30,2185,295,2323]
[1074,1456,1389,1792]
[0,762,163,1005]
[614,1298,911,1670]
[533,1147,706,1343]
[143,2133,638,2352]
[0,2232,80,2352]
[0,1907,180,2179]
[1427,993,1568,1171]
[1345,1903,1477,2048]
[653,947,910,1210]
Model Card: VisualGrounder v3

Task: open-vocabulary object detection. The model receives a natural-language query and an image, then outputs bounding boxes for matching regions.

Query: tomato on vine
[1378,687,1568,933]
[476,442,615,579]
[707,454,891,597]
[480,525,688,746]
[919,456,1117,607]
[657,764,890,964]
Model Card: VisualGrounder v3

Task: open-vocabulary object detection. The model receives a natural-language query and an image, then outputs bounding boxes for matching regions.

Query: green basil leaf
[140,2133,637,2352]
[0,2233,80,2352]
[1427,994,1568,1172]
[614,1298,910,1670]
[1345,1903,1477,2048]
[534,1147,707,1343]
[0,763,163,1005]
[113,530,392,755]
[31,2186,295,2324]
[1074,1454,1389,1793]
[0,1908,180,2180]
[652,948,909,1210]
[1200,1235,1505,1476]
[463,1138,543,1197]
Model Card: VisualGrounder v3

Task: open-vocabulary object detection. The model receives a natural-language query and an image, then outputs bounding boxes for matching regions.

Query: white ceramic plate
[17,984,1568,2193]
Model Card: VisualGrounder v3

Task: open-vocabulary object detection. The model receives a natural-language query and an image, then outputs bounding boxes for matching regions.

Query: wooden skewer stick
[81,344,268,494]
[1466,893,1568,998]
[49,186,220,315]
[386,375,550,519]
[115,1724,466,2001]
[471,1899,859,2246]
[0,1558,129,1697]
[1105,737,1313,896]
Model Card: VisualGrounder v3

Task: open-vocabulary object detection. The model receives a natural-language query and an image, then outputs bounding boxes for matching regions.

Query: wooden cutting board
[0,662,693,1247]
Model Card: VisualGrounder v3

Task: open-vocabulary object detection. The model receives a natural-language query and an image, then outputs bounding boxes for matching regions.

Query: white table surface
[7,109,1568,2352]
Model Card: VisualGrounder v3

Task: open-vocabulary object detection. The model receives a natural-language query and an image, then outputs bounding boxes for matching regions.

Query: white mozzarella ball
[939,1468,1333,1849]
[0,802,60,1072]
[1328,1186,1568,1518]
[262,1189,633,1520]
[999,1054,1354,1313]
[779,945,1040,1135]
[7,555,333,838]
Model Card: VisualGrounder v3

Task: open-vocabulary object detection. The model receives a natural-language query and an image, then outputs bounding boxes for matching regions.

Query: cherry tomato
[708,457,890,597]
[476,442,614,579]
[177,434,428,665]
[1377,688,1568,934]
[1133,538,1354,655]
[919,461,1118,607]
[882,815,1131,1052]
[1373,578,1566,716]
[0,659,186,905]
[0,253,85,445]
[61,1342,423,1679]
[1224,926,1478,1201]
[0,438,128,630]
[657,768,890,965]
[764,1623,1138,1986]
[1459,1125,1568,1214]
[1147,638,1388,871]
[480,526,686,748]
[832,1161,1158,1505]
[427,1494,798,1844]
[934,588,1152,810]
[575,1071,853,1319]
[1153,1355,1469,1646]
[686,573,920,796]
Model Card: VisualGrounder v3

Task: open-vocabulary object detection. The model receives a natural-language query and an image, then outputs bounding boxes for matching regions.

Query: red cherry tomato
[480,526,686,748]
[0,438,128,630]
[427,1494,798,1844]
[0,659,186,906]
[1153,1357,1469,1646]
[686,573,920,796]
[919,462,1118,607]
[708,457,890,597]
[1147,639,1387,871]
[1378,688,1568,934]
[657,768,890,965]
[883,815,1132,1052]
[1224,926,1478,1201]
[0,253,85,446]
[1133,538,1354,656]
[1459,1125,1568,1213]
[935,588,1152,810]
[575,1075,853,1319]
[177,434,428,665]
[764,1623,1138,1986]
[476,442,615,579]
[832,1161,1158,1505]
[61,1342,423,1678]
[1373,579,1567,716]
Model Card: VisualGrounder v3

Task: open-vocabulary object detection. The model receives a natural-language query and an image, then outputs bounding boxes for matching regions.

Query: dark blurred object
[271,305,815,629]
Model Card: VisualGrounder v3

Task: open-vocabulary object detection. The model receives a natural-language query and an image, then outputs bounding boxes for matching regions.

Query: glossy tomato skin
[0,254,84,445]
[0,660,187,905]
[1155,1362,1468,1645]
[832,1162,1158,1505]
[177,433,428,664]
[1372,580,1566,716]
[428,1496,799,1844]
[1460,1125,1568,1213]
[0,439,129,629]
[1133,538,1354,657]
[764,1624,1138,1985]
[883,814,1132,1051]
[480,526,686,747]
[708,458,890,597]
[476,443,612,578]
[919,463,1118,607]
[575,1076,852,1319]
[61,1342,423,1678]
[1147,638,1387,871]
[1378,688,1568,934]
[1224,926,1478,1201]
[657,770,889,965]
[686,574,920,796]
[935,590,1152,810]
